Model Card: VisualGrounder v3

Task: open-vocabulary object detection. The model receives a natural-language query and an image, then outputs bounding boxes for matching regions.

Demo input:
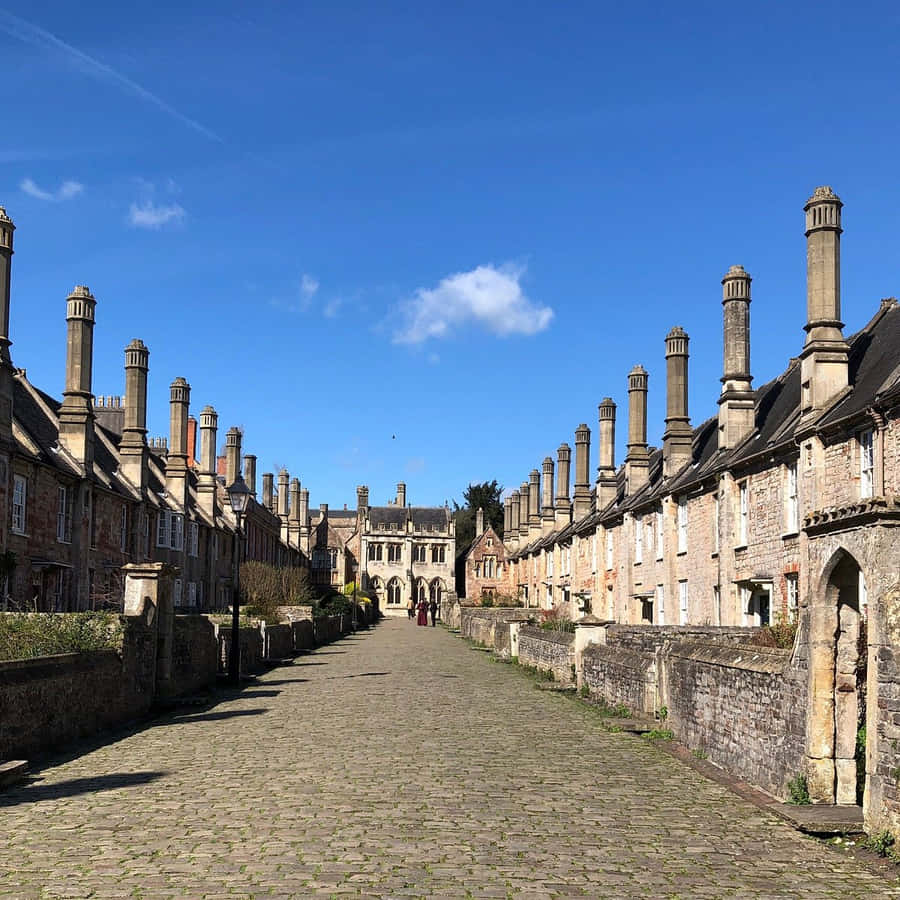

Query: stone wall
[314,614,344,645]
[0,618,156,760]
[460,607,529,654]
[517,626,575,683]
[606,625,757,655]
[665,641,806,799]
[171,615,217,696]
[582,643,656,714]
[216,625,263,675]
[263,623,293,661]
[291,619,315,652]
[276,605,314,622]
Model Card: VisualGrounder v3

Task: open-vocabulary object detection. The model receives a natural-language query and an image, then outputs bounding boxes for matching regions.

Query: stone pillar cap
[575,614,612,626]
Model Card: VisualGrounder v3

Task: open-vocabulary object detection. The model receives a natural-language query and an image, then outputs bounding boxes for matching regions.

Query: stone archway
[807,549,867,805]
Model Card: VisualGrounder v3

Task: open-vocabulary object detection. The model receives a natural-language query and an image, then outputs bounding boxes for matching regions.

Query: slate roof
[368,506,450,530]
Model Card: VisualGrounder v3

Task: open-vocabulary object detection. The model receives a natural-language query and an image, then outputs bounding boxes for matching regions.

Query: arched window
[387,578,402,606]
[416,579,427,603]
[429,579,444,603]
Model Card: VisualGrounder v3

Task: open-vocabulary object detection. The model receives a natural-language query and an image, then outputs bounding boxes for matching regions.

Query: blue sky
[3,1,900,509]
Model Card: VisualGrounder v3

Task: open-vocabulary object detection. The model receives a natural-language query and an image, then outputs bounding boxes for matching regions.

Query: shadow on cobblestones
[158,708,270,725]
[0,770,166,807]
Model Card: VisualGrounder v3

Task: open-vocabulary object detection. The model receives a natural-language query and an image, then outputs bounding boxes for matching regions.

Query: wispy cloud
[20,177,83,202]
[128,201,186,229]
[0,9,222,142]
[393,263,553,344]
[323,297,343,318]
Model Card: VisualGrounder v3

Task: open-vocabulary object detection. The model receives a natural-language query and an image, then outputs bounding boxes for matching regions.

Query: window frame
[859,429,875,499]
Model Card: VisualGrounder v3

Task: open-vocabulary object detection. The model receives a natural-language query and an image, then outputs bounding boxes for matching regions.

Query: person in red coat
[416,598,428,626]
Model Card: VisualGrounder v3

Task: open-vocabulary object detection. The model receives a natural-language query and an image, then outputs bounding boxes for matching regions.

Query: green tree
[453,480,504,552]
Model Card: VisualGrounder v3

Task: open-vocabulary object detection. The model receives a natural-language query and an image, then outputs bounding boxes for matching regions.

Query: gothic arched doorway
[808,550,868,806]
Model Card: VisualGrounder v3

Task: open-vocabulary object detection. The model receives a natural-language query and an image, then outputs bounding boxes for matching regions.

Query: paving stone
[0,622,897,897]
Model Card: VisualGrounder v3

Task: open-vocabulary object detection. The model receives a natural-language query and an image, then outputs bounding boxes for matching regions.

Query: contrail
[0,8,222,143]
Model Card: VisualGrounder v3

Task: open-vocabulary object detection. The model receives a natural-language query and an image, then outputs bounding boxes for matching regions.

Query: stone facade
[462,517,510,601]
[488,186,900,831]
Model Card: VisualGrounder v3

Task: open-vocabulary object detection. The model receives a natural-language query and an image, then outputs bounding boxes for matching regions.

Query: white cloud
[20,177,83,202]
[393,263,553,344]
[128,201,186,229]
[323,297,343,318]
[301,273,319,298]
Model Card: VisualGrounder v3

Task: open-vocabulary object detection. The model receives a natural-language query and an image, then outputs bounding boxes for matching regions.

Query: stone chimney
[541,457,555,534]
[528,469,541,539]
[262,472,274,511]
[718,265,755,449]
[0,207,15,448]
[396,482,406,507]
[800,186,849,420]
[476,507,485,536]
[278,469,290,518]
[662,327,692,477]
[573,424,592,519]
[165,377,190,509]
[299,487,311,554]
[508,490,520,548]
[555,443,572,526]
[503,498,510,537]
[224,427,241,489]
[186,416,197,467]
[120,339,149,493]
[625,366,650,494]
[596,399,617,509]
[357,484,369,512]
[197,405,218,518]
[58,286,96,470]
[288,478,301,547]
[243,454,257,497]
[518,482,530,540]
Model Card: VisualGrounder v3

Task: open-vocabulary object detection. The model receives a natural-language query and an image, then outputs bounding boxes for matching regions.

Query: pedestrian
[429,597,437,626]
[416,598,428,626]
[407,597,414,621]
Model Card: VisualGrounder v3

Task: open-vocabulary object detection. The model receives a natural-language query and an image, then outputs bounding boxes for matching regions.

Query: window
[678,580,688,625]
[486,538,493,547]
[173,578,183,607]
[328,548,338,570]
[786,462,799,533]
[387,578,402,606]
[157,510,169,548]
[413,544,426,563]
[368,543,383,562]
[545,585,552,608]
[656,584,665,625]
[713,585,721,625]
[120,506,129,553]
[187,582,197,607]
[388,543,402,563]
[547,551,554,577]
[431,545,445,564]
[737,482,748,546]
[606,529,614,570]
[484,556,495,578]
[189,521,199,557]
[475,562,481,577]
[860,429,874,499]
[171,514,184,551]
[677,498,687,553]
[564,545,571,575]
[656,510,664,560]
[786,573,799,624]
[57,485,72,543]
[634,516,643,564]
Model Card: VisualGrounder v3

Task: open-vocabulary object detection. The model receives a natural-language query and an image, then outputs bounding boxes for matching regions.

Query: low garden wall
[291,619,315,652]
[171,615,217,696]
[460,607,530,655]
[0,618,156,760]
[582,643,657,714]
[517,626,575,683]
[314,614,344,645]
[216,625,263,675]
[263,623,294,661]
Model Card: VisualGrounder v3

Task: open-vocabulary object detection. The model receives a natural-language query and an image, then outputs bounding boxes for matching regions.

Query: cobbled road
[1,620,896,899]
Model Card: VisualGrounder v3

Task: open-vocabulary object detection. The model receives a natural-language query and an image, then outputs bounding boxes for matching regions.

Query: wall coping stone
[667,639,791,675]
[518,625,575,646]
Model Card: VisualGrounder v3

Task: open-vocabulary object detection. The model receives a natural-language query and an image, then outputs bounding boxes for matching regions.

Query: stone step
[0,760,28,789]
[536,682,576,692]
[772,802,865,836]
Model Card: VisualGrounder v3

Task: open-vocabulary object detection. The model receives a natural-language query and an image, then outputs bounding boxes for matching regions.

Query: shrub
[539,607,575,633]
[752,617,798,650]
[480,595,494,608]
[0,612,124,661]
[787,773,811,805]
[239,562,315,624]
[863,830,895,857]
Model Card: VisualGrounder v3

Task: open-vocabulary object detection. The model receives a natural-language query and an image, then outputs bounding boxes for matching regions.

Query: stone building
[0,205,305,612]
[462,507,510,601]
[491,186,900,827]
[355,482,455,615]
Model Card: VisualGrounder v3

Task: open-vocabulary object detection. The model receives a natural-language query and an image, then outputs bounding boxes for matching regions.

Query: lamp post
[226,474,252,686]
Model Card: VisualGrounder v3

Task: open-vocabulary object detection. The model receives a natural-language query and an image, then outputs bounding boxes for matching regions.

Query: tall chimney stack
[224,427,241,489]
[555,443,571,526]
[278,468,290,518]
[528,469,541,539]
[58,286,96,469]
[476,507,485,536]
[120,339,149,492]
[596,399,617,509]
[243,454,257,497]
[718,265,755,449]
[262,472,274,511]
[166,377,190,509]
[624,366,649,494]
[541,457,555,534]
[508,490,520,548]
[801,186,849,419]
[197,405,218,518]
[503,497,510,537]
[396,482,406,507]
[299,487,311,554]
[518,482,530,541]
[662,327,692,477]
[573,424,592,519]
[288,477,301,547]
[0,207,15,448]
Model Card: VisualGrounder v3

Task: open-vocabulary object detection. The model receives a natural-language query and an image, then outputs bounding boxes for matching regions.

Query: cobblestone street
[1,619,896,899]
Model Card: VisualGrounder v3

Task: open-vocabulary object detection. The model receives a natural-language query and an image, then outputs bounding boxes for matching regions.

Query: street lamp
[226,474,252,686]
